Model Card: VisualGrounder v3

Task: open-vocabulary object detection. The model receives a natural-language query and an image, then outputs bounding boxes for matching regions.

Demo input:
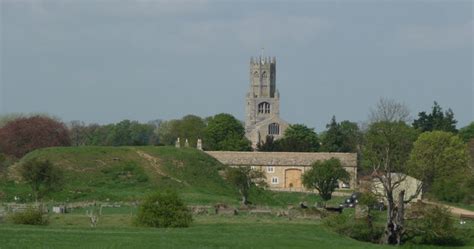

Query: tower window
[268,123,280,135]
[258,102,271,114]
[253,71,259,78]
[262,71,267,78]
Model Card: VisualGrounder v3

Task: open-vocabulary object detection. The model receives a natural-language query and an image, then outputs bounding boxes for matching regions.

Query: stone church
[244,56,289,149]
[205,56,358,191]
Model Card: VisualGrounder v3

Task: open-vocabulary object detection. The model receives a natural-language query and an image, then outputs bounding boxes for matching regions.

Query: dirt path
[422,200,474,217]
[134,149,188,186]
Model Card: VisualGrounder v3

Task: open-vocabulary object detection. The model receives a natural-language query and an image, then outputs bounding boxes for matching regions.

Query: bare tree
[364,121,420,245]
[369,98,411,124]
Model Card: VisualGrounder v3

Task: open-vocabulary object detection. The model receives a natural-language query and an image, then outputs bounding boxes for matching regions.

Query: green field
[1,146,473,248]
[1,212,473,249]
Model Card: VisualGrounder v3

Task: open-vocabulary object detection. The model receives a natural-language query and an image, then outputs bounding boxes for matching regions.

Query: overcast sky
[1,0,473,131]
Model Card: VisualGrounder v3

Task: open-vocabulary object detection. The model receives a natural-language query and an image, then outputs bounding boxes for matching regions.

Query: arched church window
[268,123,280,135]
[262,71,267,78]
[253,71,259,78]
[258,102,271,114]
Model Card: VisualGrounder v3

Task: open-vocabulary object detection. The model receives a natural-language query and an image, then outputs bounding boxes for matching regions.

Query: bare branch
[369,98,411,123]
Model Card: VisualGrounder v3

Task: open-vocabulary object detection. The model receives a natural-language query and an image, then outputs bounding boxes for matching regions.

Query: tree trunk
[239,189,247,206]
[382,190,405,245]
[395,190,405,245]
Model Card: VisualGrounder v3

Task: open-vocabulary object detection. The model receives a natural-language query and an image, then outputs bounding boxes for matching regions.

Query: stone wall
[206,151,358,191]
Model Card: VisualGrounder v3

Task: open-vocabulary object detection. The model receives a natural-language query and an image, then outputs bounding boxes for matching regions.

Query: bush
[10,207,48,225]
[135,191,192,228]
[323,213,382,243]
[20,159,63,201]
[407,206,465,246]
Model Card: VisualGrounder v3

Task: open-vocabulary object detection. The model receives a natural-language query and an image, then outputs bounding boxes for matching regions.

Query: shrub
[323,213,382,243]
[20,159,63,201]
[10,207,48,225]
[407,206,465,246]
[135,191,192,228]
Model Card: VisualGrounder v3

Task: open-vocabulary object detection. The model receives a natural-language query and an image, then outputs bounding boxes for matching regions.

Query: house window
[268,123,280,135]
[250,166,256,170]
[267,166,274,173]
[258,102,271,114]
[271,177,279,184]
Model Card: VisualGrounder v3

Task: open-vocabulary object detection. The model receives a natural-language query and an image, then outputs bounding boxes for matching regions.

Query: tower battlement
[250,56,276,65]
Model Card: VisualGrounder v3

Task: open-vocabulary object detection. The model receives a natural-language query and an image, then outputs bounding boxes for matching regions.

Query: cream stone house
[207,151,358,191]
[372,173,423,203]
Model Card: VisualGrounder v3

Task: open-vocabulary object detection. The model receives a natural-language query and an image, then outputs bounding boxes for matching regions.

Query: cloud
[394,20,473,50]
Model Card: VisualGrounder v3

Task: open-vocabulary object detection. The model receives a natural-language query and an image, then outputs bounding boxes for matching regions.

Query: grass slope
[2,146,239,204]
[1,146,334,206]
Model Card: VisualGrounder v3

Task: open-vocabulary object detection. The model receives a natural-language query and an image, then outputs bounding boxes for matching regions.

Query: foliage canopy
[320,116,361,153]
[412,101,457,133]
[20,159,63,201]
[302,158,349,201]
[225,166,266,205]
[0,116,71,158]
[203,113,251,151]
[408,131,470,202]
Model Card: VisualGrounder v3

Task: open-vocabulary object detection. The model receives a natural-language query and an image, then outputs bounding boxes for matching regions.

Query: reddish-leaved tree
[0,116,71,158]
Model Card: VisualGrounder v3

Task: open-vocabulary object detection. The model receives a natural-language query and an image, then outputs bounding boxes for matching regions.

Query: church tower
[245,56,288,149]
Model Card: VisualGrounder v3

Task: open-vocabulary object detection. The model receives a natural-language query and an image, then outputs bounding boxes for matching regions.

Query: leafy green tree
[87,124,113,145]
[175,115,206,147]
[257,135,279,151]
[20,159,63,201]
[468,139,474,167]
[135,191,192,228]
[459,122,474,142]
[320,116,342,152]
[278,124,320,152]
[364,121,418,245]
[302,158,349,202]
[203,113,251,151]
[321,116,361,152]
[156,119,179,145]
[106,120,155,146]
[408,131,470,202]
[129,121,156,145]
[413,101,457,133]
[225,166,266,205]
[156,115,206,147]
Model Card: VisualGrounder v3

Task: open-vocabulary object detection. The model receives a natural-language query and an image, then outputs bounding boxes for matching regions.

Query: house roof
[205,151,357,167]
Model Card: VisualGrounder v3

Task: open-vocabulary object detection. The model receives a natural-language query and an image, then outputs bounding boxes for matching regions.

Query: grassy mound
[2,146,238,204]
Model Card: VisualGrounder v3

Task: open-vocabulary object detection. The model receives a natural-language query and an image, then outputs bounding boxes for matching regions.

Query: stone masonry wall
[206,151,358,191]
